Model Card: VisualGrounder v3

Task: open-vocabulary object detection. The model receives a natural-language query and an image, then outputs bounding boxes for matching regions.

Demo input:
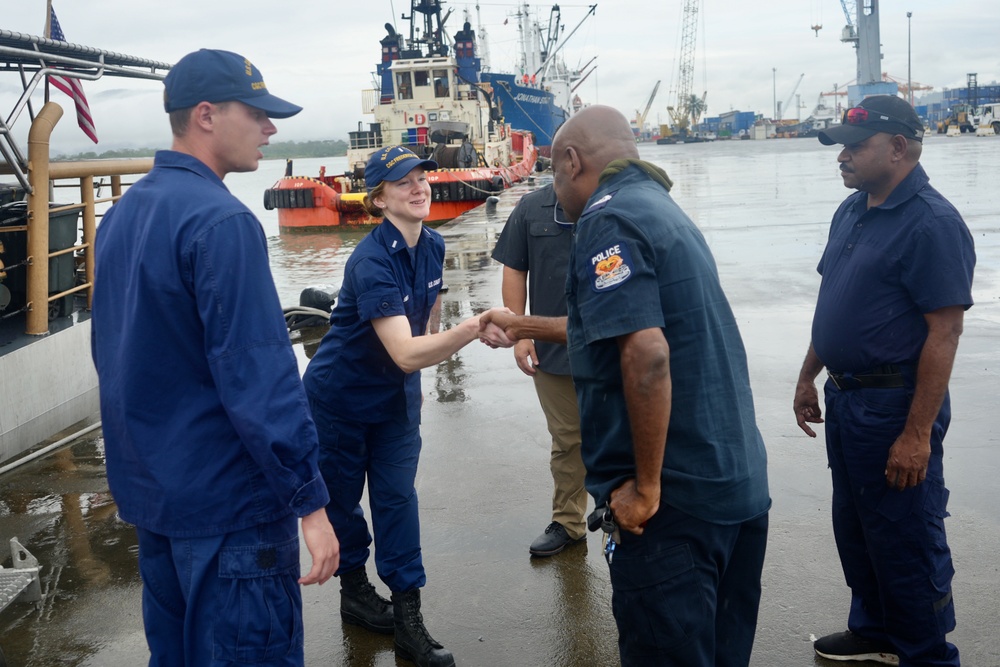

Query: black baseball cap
[818,95,924,145]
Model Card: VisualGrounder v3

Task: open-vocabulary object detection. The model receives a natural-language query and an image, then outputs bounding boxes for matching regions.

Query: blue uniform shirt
[92,150,329,537]
[566,164,770,524]
[304,220,445,424]
[812,163,976,373]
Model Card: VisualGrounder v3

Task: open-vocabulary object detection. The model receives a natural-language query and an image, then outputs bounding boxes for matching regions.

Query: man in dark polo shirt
[794,95,975,666]
[492,184,589,557]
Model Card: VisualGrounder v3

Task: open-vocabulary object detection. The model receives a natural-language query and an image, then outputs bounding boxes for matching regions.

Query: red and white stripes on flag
[46,5,98,143]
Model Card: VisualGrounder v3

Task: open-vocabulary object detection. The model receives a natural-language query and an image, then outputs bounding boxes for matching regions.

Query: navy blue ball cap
[365,146,438,190]
[163,49,302,119]
[818,95,924,146]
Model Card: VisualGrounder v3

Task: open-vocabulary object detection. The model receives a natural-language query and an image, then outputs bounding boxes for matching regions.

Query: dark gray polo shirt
[491,183,573,376]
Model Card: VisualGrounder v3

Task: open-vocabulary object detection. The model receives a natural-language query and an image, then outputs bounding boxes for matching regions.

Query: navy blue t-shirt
[304,220,445,424]
[812,163,975,373]
[566,164,770,524]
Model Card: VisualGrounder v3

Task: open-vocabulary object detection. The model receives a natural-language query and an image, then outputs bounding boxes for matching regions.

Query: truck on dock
[975,103,1000,135]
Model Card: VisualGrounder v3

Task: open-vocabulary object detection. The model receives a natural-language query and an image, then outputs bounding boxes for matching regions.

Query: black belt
[828,364,906,390]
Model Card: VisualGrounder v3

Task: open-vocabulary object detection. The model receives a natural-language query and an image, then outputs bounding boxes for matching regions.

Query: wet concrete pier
[1,137,998,665]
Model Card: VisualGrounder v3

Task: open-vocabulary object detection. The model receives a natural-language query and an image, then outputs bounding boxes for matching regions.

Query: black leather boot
[339,568,393,635]
[392,589,456,667]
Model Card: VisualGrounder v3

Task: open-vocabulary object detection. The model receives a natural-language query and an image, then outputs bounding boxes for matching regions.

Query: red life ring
[414,113,426,125]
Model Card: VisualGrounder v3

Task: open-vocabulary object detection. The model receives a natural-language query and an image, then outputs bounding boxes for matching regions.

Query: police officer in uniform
[481,106,771,666]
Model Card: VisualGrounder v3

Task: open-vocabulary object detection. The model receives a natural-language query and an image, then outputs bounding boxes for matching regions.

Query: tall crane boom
[839,0,858,44]
[636,80,661,132]
[838,0,883,93]
[778,73,805,120]
[667,0,699,131]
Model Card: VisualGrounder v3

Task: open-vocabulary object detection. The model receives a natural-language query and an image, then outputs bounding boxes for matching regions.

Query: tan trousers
[532,369,588,539]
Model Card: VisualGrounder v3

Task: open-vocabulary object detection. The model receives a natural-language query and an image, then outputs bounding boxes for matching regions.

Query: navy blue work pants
[136,516,304,666]
[310,397,425,592]
[607,501,768,666]
[824,381,959,666]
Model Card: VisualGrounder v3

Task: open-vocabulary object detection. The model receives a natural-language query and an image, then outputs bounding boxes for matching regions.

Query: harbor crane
[635,80,661,137]
[839,0,858,45]
[836,0,886,104]
[777,73,805,120]
[666,0,701,133]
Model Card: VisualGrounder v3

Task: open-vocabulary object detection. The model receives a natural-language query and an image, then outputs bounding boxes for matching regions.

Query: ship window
[433,69,449,98]
[396,72,413,100]
[414,70,430,87]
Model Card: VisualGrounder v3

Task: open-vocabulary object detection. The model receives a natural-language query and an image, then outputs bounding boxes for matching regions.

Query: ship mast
[406,0,450,56]
[535,5,596,80]
[474,3,490,72]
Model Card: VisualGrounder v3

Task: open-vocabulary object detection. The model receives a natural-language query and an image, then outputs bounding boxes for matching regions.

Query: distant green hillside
[261,140,348,159]
[54,139,348,161]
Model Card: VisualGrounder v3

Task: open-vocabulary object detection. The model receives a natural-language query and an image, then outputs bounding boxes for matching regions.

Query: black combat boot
[339,568,393,635]
[391,589,456,667]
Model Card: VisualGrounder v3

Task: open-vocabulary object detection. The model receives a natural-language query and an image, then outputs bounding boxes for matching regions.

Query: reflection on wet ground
[2,139,999,665]
[0,434,141,665]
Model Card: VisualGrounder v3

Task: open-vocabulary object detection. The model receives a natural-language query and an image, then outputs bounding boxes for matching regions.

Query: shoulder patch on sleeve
[590,241,633,292]
[582,190,618,216]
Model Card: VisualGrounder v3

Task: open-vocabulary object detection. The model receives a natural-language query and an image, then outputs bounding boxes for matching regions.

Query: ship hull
[267,137,537,231]
[481,72,568,155]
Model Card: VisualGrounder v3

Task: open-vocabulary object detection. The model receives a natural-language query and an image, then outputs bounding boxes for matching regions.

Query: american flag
[46,5,98,143]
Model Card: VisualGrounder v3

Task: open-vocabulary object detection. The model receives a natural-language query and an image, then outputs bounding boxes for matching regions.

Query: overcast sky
[5,0,998,155]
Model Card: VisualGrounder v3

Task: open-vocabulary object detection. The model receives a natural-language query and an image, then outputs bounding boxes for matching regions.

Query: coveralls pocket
[921,481,957,637]
[609,540,707,653]
[854,387,911,422]
[843,389,910,481]
[213,535,303,663]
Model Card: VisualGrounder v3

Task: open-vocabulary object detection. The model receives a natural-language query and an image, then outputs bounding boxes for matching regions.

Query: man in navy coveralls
[794,95,975,666]
[92,50,339,666]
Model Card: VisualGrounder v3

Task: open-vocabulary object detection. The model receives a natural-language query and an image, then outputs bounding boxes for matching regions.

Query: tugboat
[265,1,537,231]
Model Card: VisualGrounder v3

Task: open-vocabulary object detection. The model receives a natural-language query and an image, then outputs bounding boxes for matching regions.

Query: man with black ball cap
[794,95,975,665]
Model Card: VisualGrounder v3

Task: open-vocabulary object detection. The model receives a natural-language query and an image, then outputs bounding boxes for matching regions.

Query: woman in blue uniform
[304,146,500,667]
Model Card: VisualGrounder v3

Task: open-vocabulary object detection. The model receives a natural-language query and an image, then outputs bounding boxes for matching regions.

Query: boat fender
[263,189,273,210]
[490,176,504,193]
[300,285,339,312]
[285,285,340,331]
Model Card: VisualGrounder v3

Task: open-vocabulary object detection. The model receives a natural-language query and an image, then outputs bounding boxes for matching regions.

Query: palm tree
[687,94,707,126]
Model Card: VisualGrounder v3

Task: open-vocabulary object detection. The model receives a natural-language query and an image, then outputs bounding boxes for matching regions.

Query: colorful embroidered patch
[590,241,633,292]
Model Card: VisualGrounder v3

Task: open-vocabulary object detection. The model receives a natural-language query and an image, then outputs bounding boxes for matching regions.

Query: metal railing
[0,101,153,334]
